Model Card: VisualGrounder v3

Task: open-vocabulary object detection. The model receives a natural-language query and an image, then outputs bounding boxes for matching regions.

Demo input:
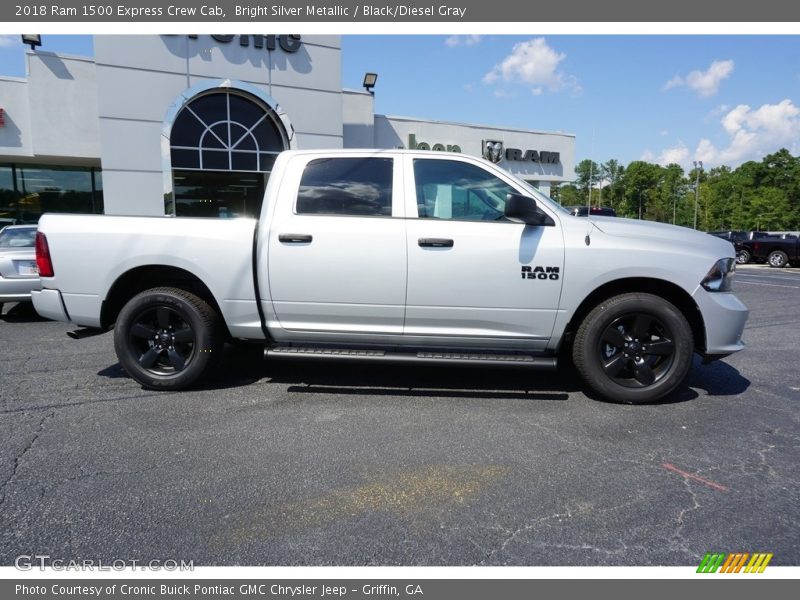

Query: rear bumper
[31,288,70,322]
[691,287,749,356]
[0,277,40,302]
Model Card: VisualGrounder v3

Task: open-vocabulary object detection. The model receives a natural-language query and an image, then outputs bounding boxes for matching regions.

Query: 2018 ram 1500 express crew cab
[32,150,748,403]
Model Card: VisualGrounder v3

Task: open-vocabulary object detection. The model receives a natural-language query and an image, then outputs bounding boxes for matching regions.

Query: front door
[403,155,564,350]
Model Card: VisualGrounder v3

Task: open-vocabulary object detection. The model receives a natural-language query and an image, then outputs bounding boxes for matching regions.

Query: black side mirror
[505,193,553,226]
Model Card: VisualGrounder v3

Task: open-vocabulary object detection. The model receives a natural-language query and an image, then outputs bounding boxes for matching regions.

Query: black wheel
[768,250,788,268]
[735,249,750,264]
[113,287,222,390]
[573,293,694,404]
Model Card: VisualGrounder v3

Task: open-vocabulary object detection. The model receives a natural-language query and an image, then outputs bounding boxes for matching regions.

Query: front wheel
[113,287,222,390]
[572,293,694,404]
[768,250,788,268]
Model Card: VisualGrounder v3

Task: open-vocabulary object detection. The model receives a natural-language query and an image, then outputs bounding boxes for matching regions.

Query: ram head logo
[483,140,504,164]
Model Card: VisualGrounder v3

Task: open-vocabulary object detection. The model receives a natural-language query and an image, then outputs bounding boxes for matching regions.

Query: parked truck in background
[32,150,748,404]
[750,234,799,268]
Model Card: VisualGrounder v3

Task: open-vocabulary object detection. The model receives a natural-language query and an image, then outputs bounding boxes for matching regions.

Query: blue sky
[1,34,798,170]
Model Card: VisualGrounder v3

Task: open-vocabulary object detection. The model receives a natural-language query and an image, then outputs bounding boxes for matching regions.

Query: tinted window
[0,227,36,247]
[296,158,393,217]
[413,159,515,222]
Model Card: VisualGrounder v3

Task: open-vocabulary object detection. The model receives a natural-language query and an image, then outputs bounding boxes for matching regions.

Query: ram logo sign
[696,552,773,573]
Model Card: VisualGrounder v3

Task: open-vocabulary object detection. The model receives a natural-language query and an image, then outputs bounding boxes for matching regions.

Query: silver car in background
[0,224,40,314]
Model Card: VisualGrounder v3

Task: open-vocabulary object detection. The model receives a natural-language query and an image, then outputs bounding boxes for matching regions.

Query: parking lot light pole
[693,160,703,230]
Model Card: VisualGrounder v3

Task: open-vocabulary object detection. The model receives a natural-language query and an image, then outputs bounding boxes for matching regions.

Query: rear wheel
[735,249,750,264]
[768,250,788,268]
[573,293,694,404]
[113,287,222,390]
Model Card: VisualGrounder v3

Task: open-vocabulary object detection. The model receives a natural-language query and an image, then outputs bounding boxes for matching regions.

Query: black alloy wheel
[573,293,694,404]
[114,287,222,390]
[598,312,675,388]
[128,305,196,375]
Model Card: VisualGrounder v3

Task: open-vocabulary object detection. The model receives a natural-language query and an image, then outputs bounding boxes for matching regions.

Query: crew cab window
[296,158,393,217]
[413,159,516,221]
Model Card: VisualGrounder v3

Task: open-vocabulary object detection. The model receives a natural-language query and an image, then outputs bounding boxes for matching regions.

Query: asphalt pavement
[0,265,798,566]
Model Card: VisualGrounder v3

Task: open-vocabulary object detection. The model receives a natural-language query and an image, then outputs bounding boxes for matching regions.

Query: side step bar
[265,345,557,369]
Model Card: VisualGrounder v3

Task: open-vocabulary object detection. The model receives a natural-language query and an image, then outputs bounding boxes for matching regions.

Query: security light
[362,73,378,93]
[21,35,42,50]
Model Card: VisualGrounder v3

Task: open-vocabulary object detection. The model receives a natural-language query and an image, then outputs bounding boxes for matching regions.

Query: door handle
[279,234,313,243]
[418,238,454,248]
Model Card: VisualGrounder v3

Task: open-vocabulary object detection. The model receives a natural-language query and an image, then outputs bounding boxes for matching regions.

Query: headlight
[701,258,736,292]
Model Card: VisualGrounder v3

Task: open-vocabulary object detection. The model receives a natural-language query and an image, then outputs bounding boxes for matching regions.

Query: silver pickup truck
[32,149,748,403]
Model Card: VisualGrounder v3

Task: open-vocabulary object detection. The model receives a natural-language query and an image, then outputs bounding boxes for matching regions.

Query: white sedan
[0,224,40,314]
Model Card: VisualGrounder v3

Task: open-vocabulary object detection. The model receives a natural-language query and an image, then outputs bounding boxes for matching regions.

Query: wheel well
[100,266,228,336]
[562,278,706,353]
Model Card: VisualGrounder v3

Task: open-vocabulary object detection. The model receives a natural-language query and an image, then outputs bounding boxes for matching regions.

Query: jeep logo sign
[505,148,560,164]
[408,133,461,153]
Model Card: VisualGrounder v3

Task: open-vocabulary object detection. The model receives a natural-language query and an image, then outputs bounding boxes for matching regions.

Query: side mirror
[505,193,553,226]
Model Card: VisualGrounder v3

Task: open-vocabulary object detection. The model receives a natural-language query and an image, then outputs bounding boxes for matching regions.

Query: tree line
[550,148,800,231]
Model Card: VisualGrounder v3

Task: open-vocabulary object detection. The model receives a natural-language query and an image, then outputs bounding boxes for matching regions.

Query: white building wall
[0,53,100,163]
[373,115,576,195]
[0,77,33,159]
[93,35,343,216]
[342,89,375,148]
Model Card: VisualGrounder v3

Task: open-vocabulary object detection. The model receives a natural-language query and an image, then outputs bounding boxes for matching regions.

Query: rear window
[0,227,36,248]
[296,157,393,217]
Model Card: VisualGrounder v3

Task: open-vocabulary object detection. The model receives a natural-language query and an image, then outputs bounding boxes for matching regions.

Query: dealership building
[0,35,575,222]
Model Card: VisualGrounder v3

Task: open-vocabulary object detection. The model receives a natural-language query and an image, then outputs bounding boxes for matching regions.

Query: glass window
[168,90,288,218]
[0,165,19,226]
[296,158,393,217]
[0,226,36,247]
[169,91,286,173]
[413,159,516,222]
[172,170,265,218]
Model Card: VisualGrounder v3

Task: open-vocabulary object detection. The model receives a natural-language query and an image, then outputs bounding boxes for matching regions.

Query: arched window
[168,89,289,218]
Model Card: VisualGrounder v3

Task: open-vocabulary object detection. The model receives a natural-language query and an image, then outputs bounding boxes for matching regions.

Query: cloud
[483,37,579,95]
[0,35,18,48]
[657,145,690,166]
[660,129,669,136]
[695,99,800,164]
[663,60,734,98]
[445,35,482,48]
[641,145,690,167]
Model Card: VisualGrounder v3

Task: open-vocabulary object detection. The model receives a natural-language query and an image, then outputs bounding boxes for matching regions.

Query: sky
[1,34,799,171]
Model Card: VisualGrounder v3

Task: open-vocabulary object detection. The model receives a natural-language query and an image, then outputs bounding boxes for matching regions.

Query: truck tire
[735,249,750,264]
[767,250,788,268]
[113,287,222,390]
[572,293,693,404]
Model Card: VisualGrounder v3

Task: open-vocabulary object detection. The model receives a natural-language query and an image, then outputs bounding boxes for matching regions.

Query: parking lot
[0,264,798,566]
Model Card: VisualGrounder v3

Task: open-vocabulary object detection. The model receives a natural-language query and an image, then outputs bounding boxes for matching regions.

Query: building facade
[0,35,575,224]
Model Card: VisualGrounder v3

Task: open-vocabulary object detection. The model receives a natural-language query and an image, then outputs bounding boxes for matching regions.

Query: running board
[265,346,557,369]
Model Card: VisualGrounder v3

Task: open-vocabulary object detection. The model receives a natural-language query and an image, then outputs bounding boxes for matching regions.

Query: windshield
[507,173,572,215]
[0,227,37,248]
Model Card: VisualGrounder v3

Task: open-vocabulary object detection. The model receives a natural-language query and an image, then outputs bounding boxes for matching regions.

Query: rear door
[402,155,564,350]
[266,154,407,341]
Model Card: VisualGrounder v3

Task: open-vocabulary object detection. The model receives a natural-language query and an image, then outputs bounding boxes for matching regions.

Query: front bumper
[31,288,70,322]
[691,287,748,356]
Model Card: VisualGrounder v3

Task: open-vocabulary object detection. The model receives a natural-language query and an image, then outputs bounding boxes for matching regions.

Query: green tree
[574,159,601,204]
[620,161,662,219]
